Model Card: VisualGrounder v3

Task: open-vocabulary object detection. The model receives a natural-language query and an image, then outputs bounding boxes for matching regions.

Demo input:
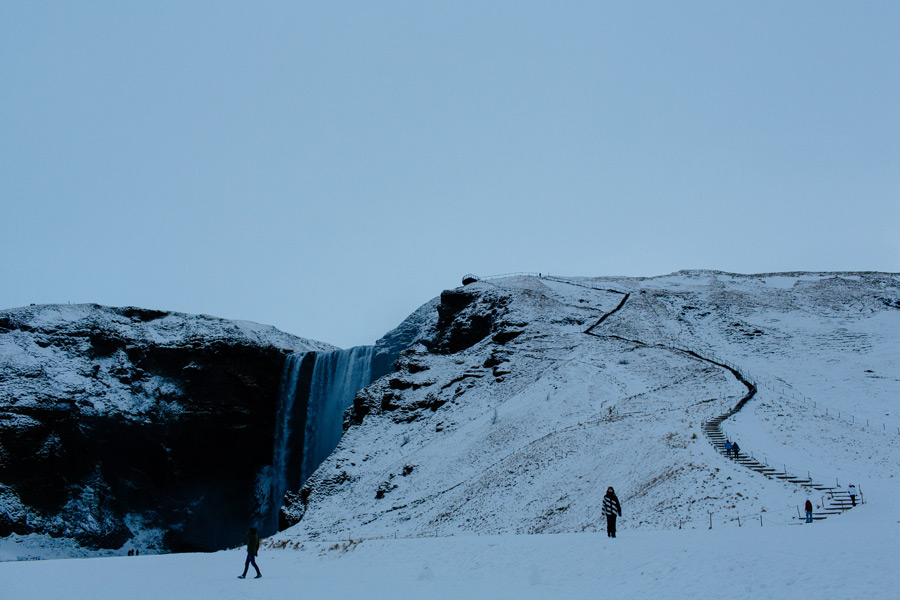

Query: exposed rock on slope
[0,304,332,552]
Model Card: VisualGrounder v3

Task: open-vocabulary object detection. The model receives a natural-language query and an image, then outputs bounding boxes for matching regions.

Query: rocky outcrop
[0,304,331,553]
[347,283,521,428]
[279,283,540,529]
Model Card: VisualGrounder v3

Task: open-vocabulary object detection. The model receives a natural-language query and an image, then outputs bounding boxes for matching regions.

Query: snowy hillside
[280,272,900,539]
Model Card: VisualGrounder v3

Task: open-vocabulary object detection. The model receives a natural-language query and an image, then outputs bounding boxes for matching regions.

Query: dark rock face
[0,304,329,553]
[370,297,440,382]
[348,284,523,429]
[431,287,511,354]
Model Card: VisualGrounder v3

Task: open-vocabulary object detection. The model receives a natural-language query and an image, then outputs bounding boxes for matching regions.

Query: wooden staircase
[702,416,860,521]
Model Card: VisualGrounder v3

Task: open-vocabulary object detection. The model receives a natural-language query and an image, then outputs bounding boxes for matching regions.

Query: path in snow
[552,276,857,525]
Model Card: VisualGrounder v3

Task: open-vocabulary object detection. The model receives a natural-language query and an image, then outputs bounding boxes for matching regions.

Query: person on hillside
[238,527,262,579]
[602,487,623,538]
[805,499,814,523]
[724,440,733,456]
[848,484,858,507]
[731,441,740,459]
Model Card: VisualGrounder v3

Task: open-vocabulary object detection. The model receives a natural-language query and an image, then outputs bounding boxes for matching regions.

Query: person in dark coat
[238,527,262,579]
[731,441,740,459]
[601,486,623,538]
[805,499,814,523]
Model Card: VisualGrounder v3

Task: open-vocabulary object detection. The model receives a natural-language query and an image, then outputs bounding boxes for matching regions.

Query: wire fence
[638,330,900,438]
[477,272,544,281]
[629,290,900,437]
[479,273,897,437]
[263,498,848,550]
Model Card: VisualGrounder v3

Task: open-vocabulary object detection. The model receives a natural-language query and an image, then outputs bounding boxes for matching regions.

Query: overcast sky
[2,2,898,348]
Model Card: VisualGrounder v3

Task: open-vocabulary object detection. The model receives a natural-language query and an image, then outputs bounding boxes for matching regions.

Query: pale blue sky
[2,2,898,347]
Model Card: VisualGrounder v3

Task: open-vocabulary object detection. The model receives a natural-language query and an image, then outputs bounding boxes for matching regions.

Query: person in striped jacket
[602,487,623,538]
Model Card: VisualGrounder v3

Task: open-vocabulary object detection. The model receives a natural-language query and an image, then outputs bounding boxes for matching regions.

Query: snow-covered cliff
[0,304,334,553]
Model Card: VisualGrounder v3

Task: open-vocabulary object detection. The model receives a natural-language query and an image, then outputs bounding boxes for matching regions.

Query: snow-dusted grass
[2,508,897,600]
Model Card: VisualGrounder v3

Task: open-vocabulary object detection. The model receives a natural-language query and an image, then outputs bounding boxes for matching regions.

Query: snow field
[2,512,897,600]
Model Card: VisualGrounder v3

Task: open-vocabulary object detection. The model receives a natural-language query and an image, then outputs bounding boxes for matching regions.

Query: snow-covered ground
[1,508,897,599]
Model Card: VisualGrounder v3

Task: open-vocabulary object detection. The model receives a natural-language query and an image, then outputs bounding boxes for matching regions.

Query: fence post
[760,515,763,527]
[709,512,713,530]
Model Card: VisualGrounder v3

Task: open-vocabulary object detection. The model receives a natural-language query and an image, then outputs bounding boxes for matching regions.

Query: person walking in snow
[724,440,733,456]
[602,486,623,538]
[238,527,262,579]
[848,484,858,507]
[731,441,740,459]
[805,499,814,523]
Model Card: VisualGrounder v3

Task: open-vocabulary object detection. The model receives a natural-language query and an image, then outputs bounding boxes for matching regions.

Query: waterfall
[300,346,376,486]
[267,353,306,533]
[267,346,376,533]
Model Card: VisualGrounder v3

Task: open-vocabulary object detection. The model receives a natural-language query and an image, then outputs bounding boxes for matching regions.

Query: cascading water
[266,346,376,533]
[267,353,305,532]
[300,346,376,485]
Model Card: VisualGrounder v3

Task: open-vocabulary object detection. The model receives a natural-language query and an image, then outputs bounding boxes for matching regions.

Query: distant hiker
[805,499,814,523]
[127,549,134,556]
[848,484,858,507]
[238,527,262,579]
[724,440,733,456]
[602,486,623,538]
[731,441,740,459]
